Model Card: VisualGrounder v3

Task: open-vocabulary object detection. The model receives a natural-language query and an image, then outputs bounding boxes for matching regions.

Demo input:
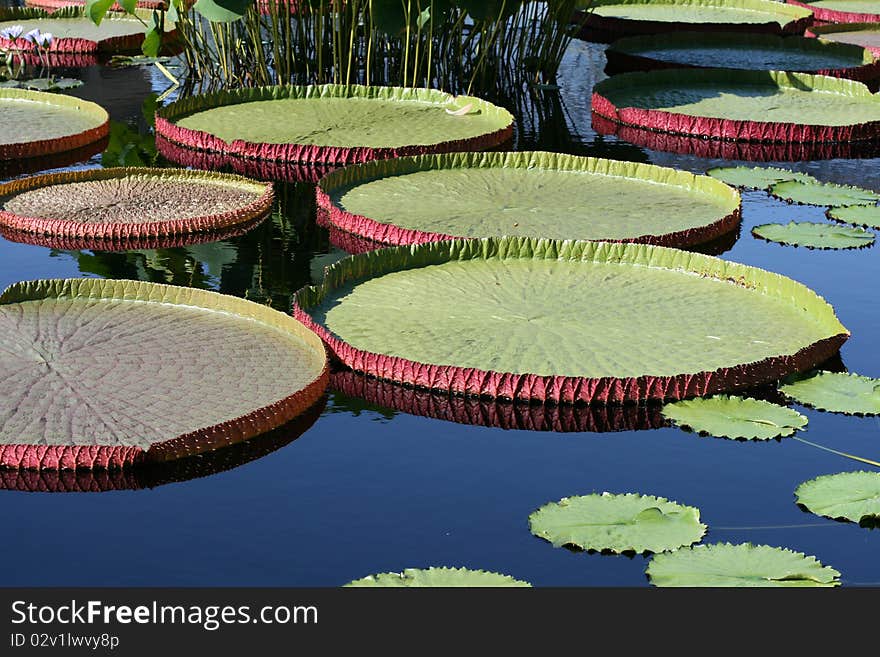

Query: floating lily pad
[752,222,875,249]
[769,179,880,206]
[779,371,880,415]
[0,168,274,241]
[592,69,880,144]
[0,279,328,470]
[662,395,808,440]
[293,238,849,404]
[318,152,741,249]
[827,204,880,229]
[0,88,109,161]
[646,543,841,587]
[155,85,514,167]
[529,492,707,554]
[795,471,880,525]
[605,31,880,81]
[705,166,816,190]
[788,0,880,24]
[344,567,531,587]
[808,23,880,57]
[575,0,813,41]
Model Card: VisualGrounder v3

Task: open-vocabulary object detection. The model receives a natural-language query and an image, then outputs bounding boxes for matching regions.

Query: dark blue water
[1,40,879,587]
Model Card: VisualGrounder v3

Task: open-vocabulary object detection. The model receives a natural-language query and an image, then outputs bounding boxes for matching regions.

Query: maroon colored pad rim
[154,84,515,167]
[806,22,880,57]
[604,33,880,85]
[331,369,666,433]
[0,135,108,179]
[0,167,275,241]
[591,68,880,145]
[0,279,330,470]
[590,111,880,161]
[316,151,742,251]
[0,397,326,492]
[293,238,849,405]
[24,0,168,10]
[788,0,880,24]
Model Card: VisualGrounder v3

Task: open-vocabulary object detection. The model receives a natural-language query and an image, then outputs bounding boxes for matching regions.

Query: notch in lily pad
[646,543,841,587]
[344,567,532,587]
[706,166,816,190]
[528,492,707,555]
[795,471,880,528]
[752,222,874,250]
[662,395,808,440]
[779,371,880,416]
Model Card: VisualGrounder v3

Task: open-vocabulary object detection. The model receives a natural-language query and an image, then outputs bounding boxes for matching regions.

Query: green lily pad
[528,492,707,554]
[779,371,880,415]
[752,221,875,249]
[808,22,880,53]
[769,179,880,206]
[662,395,808,440]
[646,543,841,587]
[827,204,880,229]
[344,567,532,587]
[795,471,880,525]
[584,0,812,28]
[705,166,816,190]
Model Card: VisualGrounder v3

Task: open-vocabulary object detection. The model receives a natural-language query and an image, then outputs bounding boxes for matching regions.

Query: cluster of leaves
[85,0,180,57]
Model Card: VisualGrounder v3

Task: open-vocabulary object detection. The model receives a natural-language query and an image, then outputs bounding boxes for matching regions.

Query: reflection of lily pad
[646,543,841,587]
[706,165,816,190]
[344,567,531,587]
[0,279,328,470]
[293,238,849,404]
[662,395,808,440]
[752,221,875,249]
[779,371,880,415]
[769,179,880,206]
[795,471,880,525]
[529,492,707,554]
[827,204,880,229]
[318,151,741,248]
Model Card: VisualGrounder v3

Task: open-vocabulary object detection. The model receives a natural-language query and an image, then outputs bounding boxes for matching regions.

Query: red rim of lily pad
[23,0,169,11]
[591,69,880,146]
[0,279,329,470]
[0,167,274,242]
[0,135,108,178]
[574,0,814,43]
[315,151,742,250]
[331,369,666,433]
[806,22,880,57]
[788,0,880,24]
[0,397,326,491]
[293,238,849,404]
[154,84,515,167]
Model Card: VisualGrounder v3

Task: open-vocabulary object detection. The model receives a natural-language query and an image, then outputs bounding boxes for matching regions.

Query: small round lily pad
[795,471,880,526]
[344,567,532,587]
[646,542,841,587]
[705,166,816,190]
[752,222,875,249]
[769,179,880,206]
[528,492,707,554]
[779,371,880,415]
[827,204,880,229]
[662,395,808,440]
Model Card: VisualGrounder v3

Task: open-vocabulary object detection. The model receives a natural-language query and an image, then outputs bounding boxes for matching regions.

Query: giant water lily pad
[788,0,880,24]
[769,179,880,206]
[344,567,531,587]
[293,238,849,404]
[662,395,808,440]
[0,168,274,242]
[646,543,841,587]
[827,204,880,229]
[705,166,816,190]
[605,32,880,81]
[779,371,880,415]
[752,222,875,249]
[0,88,109,161]
[592,69,880,145]
[795,471,880,525]
[528,492,707,554]
[318,152,741,249]
[155,85,514,166]
[0,279,328,470]
[808,23,880,57]
[575,0,813,40]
